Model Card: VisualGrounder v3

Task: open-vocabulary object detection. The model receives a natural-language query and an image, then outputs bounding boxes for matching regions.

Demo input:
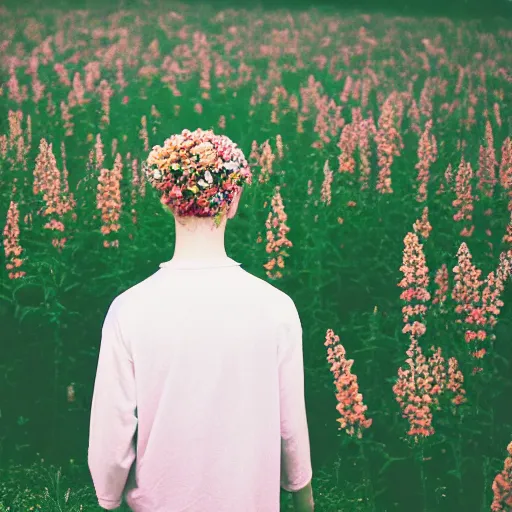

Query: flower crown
[143,128,252,226]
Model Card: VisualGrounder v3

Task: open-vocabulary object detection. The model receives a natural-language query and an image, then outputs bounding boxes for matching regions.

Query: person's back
[88,260,314,511]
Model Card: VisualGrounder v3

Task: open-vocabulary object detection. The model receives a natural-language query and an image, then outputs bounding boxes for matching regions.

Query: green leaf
[0,294,12,304]
[352,346,379,353]
[21,308,38,322]
[17,416,29,426]
[58,272,68,288]
[64,283,81,293]
[377,457,409,476]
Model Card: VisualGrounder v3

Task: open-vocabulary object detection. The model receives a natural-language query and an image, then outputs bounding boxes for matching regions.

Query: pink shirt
[88,258,313,511]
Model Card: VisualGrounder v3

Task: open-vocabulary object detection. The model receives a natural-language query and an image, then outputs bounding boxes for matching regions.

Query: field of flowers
[1,2,512,511]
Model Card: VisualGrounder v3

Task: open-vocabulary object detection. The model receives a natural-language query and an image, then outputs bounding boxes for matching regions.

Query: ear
[227,187,242,219]
[160,196,175,217]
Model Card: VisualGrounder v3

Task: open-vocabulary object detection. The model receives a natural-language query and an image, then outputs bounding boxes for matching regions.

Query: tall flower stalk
[398,231,431,339]
[491,441,512,511]
[325,328,374,508]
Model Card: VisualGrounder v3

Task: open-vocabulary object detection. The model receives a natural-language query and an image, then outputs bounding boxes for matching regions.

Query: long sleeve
[278,297,313,492]
[88,298,138,510]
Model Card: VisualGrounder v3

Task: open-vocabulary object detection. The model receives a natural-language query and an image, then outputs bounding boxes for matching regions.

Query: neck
[170,216,229,263]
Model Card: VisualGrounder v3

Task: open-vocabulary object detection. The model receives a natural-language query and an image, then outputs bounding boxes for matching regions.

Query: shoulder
[237,268,298,320]
[107,270,162,318]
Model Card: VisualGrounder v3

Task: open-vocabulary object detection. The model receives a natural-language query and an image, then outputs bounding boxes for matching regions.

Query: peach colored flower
[491,441,512,511]
[325,329,372,438]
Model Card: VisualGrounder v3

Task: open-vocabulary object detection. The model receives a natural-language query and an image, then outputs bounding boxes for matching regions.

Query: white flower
[153,169,162,180]
[197,179,208,188]
[223,161,239,171]
[204,170,213,183]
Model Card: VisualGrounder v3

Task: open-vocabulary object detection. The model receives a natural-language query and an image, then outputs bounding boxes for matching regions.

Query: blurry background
[1,0,512,18]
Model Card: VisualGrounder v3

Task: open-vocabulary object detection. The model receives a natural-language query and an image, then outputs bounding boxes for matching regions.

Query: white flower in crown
[153,169,162,180]
[223,161,239,171]
[197,178,208,188]
[204,170,213,183]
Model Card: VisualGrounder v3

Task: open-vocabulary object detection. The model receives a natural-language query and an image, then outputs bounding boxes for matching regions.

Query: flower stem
[360,441,377,511]
[454,414,463,500]
[481,456,490,512]
[419,444,428,512]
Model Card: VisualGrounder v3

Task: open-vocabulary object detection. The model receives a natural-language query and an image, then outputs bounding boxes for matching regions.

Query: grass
[0,457,375,511]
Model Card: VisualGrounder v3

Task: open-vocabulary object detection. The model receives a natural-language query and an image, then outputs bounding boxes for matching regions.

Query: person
[88,128,314,511]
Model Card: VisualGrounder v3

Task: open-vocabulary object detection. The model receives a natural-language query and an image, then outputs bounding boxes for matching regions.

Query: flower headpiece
[143,128,252,226]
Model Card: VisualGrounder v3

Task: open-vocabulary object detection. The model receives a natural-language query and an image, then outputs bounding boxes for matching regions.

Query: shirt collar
[159,257,242,270]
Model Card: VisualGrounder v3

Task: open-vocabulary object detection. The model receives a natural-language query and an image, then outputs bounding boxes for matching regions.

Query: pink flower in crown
[223,161,239,172]
[190,141,217,167]
[204,170,214,183]
[217,141,234,161]
[169,185,183,198]
[232,146,245,162]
